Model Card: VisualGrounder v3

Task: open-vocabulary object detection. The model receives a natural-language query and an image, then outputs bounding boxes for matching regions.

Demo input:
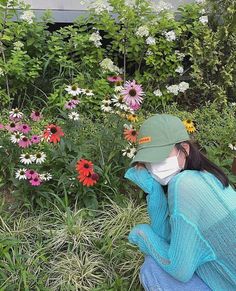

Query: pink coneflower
[18,136,32,148]
[30,111,42,122]
[26,169,38,179]
[31,135,41,144]
[107,75,123,83]
[5,122,18,132]
[130,103,141,111]
[71,98,80,105]
[18,123,31,134]
[64,100,76,110]
[0,124,5,130]
[29,176,42,186]
[121,80,144,108]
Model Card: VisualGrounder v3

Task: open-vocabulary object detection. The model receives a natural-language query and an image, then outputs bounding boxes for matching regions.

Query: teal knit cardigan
[124,167,236,290]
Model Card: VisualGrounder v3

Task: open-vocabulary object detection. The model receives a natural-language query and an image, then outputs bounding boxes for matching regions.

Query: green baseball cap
[130,113,190,165]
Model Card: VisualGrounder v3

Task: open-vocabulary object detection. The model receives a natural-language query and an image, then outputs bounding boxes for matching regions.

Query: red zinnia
[76,159,94,176]
[43,124,64,144]
[123,128,138,143]
[78,172,99,187]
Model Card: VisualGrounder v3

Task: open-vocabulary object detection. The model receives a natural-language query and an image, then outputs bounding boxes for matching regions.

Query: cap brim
[130,144,175,166]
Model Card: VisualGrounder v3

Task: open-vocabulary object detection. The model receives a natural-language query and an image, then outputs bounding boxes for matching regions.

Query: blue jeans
[139,256,212,291]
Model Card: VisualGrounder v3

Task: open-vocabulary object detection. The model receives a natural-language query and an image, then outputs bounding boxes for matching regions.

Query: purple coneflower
[18,136,32,148]
[29,176,42,186]
[18,123,31,134]
[26,169,38,180]
[64,100,77,110]
[107,75,123,83]
[121,80,144,108]
[5,122,18,132]
[31,135,41,144]
[30,111,42,122]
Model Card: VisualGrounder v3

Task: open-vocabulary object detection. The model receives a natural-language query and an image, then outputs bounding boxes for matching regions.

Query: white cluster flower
[164,30,176,41]
[68,111,80,120]
[89,31,102,47]
[100,58,120,73]
[136,25,149,37]
[20,10,35,24]
[229,143,236,151]
[13,41,24,50]
[166,82,189,95]
[175,66,184,74]
[89,0,111,14]
[152,1,173,13]
[146,36,156,45]
[199,16,208,24]
[122,144,136,159]
[0,68,4,76]
[153,89,163,97]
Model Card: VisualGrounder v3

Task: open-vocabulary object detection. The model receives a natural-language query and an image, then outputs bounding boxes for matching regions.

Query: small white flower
[228,143,236,151]
[13,41,24,50]
[20,153,34,165]
[20,10,35,24]
[136,25,149,37]
[65,85,82,96]
[9,108,23,119]
[164,30,176,41]
[68,111,80,120]
[32,152,46,164]
[166,84,179,95]
[15,168,27,180]
[10,131,23,143]
[40,172,52,181]
[146,36,156,45]
[178,81,190,92]
[199,16,208,24]
[153,89,163,97]
[101,104,113,112]
[175,66,184,74]
[102,99,112,105]
[83,89,94,96]
[122,145,136,159]
[89,31,102,47]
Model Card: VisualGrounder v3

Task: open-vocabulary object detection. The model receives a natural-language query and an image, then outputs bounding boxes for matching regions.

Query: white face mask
[145,150,182,185]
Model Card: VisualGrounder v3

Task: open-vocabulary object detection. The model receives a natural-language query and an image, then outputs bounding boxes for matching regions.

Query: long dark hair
[175,140,229,188]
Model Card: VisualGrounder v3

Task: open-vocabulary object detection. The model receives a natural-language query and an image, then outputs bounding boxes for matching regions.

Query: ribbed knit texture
[124,167,236,290]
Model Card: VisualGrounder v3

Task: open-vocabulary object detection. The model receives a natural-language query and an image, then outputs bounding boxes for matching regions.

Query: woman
[124,113,236,291]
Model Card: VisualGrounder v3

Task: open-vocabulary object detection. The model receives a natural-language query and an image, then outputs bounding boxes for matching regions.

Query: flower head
[107,75,123,83]
[183,119,196,133]
[121,80,144,109]
[26,169,38,179]
[124,127,138,143]
[31,135,41,144]
[30,111,42,121]
[5,122,19,132]
[122,144,137,159]
[164,30,176,41]
[29,176,42,186]
[43,124,64,144]
[32,152,46,164]
[76,159,94,176]
[20,10,35,24]
[15,168,27,180]
[10,131,23,143]
[20,153,34,165]
[199,16,208,24]
[40,172,52,181]
[18,123,31,134]
[77,172,99,187]
[126,113,138,122]
[18,136,32,148]
[64,100,77,110]
[68,112,80,121]
[65,85,82,96]
[9,108,23,121]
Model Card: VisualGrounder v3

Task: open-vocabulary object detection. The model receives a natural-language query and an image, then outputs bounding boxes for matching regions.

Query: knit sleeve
[128,213,216,282]
[124,167,171,241]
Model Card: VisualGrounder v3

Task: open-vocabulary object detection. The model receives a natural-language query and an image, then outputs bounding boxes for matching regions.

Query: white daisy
[20,153,34,165]
[65,85,82,96]
[84,89,94,96]
[10,131,23,143]
[101,99,112,105]
[101,103,113,112]
[15,168,27,180]
[40,172,52,181]
[111,95,127,110]
[9,108,23,119]
[122,145,137,159]
[153,89,163,97]
[68,111,80,120]
[32,152,46,164]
